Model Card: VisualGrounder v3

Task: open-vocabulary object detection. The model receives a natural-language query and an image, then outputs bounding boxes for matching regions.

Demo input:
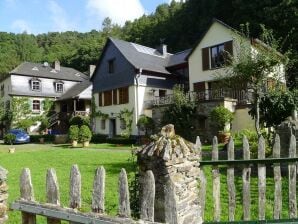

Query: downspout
[135,68,142,138]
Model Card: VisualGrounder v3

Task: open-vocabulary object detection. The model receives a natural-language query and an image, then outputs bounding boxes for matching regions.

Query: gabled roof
[58,80,92,101]
[10,62,89,82]
[167,49,191,67]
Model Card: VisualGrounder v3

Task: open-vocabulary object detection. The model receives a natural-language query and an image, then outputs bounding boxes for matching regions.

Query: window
[103,90,112,106]
[120,119,126,130]
[159,89,166,97]
[202,40,233,71]
[31,80,41,91]
[210,44,225,68]
[108,59,115,73]
[101,119,106,130]
[32,100,40,111]
[98,93,103,106]
[55,83,64,93]
[119,87,129,104]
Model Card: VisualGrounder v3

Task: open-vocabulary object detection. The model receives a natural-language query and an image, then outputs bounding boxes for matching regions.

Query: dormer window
[30,79,41,91]
[108,59,115,74]
[55,81,64,93]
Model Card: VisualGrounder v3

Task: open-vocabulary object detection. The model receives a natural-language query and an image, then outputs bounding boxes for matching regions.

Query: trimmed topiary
[4,133,16,145]
[79,125,92,147]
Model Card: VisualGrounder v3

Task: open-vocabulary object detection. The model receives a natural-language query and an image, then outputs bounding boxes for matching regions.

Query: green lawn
[0,142,293,223]
[0,143,134,223]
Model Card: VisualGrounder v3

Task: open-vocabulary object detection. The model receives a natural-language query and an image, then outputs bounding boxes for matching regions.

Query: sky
[0,0,181,34]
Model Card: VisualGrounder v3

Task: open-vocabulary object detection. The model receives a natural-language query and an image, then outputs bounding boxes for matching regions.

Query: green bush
[68,125,79,141]
[210,106,234,132]
[137,115,155,136]
[29,134,55,143]
[4,133,16,145]
[79,125,92,142]
[69,116,90,127]
[91,134,108,143]
[107,137,136,145]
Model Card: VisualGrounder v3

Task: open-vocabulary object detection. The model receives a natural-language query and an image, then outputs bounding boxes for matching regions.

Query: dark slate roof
[167,49,192,67]
[10,62,89,82]
[59,80,92,100]
[110,38,172,74]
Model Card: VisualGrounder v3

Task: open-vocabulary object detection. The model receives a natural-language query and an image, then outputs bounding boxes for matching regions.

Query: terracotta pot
[72,140,78,147]
[83,141,89,147]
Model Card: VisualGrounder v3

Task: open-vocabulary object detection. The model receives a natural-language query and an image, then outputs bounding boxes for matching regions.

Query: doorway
[109,119,116,138]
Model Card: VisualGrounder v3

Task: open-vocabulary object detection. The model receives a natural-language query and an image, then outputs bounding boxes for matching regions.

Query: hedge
[91,134,136,145]
[29,134,55,143]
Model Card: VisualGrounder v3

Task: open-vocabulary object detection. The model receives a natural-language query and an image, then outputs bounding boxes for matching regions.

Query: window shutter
[98,93,102,106]
[202,47,210,71]
[224,40,233,65]
[113,89,118,105]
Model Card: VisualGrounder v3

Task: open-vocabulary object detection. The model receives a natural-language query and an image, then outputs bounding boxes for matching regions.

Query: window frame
[31,80,41,91]
[55,82,64,93]
[210,43,225,69]
[32,100,41,112]
[101,119,106,130]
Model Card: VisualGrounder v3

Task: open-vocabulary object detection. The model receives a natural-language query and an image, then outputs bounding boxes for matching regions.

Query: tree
[161,85,198,141]
[221,25,289,136]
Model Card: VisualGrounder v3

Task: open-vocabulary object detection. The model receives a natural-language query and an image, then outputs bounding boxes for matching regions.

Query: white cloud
[12,20,32,33]
[86,0,145,27]
[48,0,74,32]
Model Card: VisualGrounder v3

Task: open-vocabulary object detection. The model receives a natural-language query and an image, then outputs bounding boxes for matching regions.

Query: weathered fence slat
[92,166,105,214]
[197,136,206,221]
[140,170,155,222]
[288,135,297,218]
[20,168,36,224]
[273,134,282,219]
[258,136,266,220]
[227,137,236,221]
[46,168,61,224]
[69,165,81,224]
[212,136,220,221]
[242,135,251,221]
[118,168,131,218]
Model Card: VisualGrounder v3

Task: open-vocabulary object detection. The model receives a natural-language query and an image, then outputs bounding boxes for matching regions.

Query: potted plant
[210,106,234,144]
[79,125,92,147]
[4,133,16,153]
[68,125,79,147]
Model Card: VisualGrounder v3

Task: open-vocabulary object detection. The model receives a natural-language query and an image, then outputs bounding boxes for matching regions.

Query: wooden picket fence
[11,165,159,224]
[199,134,298,223]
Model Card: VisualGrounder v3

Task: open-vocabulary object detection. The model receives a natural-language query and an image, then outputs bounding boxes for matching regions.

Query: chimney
[156,44,167,56]
[89,65,96,77]
[54,60,60,71]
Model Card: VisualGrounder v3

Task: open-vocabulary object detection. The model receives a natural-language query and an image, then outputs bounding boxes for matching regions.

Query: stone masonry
[137,124,202,224]
[0,167,8,223]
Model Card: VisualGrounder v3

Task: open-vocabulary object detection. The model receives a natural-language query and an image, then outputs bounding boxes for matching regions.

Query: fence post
[69,165,81,224]
[118,168,131,218]
[140,170,155,222]
[46,168,61,224]
[258,136,266,220]
[0,167,8,223]
[92,166,105,214]
[242,136,251,220]
[20,168,36,224]
[288,134,297,218]
[197,136,206,221]
[273,134,282,219]
[212,136,220,222]
[227,137,235,221]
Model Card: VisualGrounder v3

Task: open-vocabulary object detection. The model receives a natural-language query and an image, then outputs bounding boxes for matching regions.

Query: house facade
[0,61,92,134]
[91,38,188,137]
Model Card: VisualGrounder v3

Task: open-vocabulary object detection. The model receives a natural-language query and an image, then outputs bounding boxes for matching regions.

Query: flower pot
[72,140,78,147]
[218,132,231,144]
[83,141,89,147]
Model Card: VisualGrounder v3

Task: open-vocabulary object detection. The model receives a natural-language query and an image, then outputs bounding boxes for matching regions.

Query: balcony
[147,89,252,107]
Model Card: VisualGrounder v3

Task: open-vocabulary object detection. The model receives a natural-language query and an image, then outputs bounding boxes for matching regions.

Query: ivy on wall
[118,108,134,138]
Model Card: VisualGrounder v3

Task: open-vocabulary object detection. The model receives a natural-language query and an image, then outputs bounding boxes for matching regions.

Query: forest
[0,0,297,88]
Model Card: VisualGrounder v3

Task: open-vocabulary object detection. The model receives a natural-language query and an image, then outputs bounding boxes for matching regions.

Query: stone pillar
[137,124,202,224]
[0,167,8,223]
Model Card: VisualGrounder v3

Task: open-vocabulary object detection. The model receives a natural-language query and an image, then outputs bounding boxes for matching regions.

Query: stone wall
[137,124,202,224]
[0,167,8,223]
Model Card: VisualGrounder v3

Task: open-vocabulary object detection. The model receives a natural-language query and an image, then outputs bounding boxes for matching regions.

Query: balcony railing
[148,89,252,107]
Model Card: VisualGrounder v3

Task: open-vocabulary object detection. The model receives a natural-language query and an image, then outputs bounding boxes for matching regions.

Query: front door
[109,119,116,138]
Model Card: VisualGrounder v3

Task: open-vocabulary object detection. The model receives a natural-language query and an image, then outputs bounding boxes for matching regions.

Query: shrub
[4,133,16,145]
[137,115,155,136]
[91,134,108,143]
[29,134,55,143]
[107,137,136,145]
[68,125,79,141]
[79,125,92,142]
[210,106,234,132]
[69,116,90,127]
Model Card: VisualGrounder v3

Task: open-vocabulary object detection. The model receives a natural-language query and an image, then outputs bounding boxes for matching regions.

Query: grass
[0,142,294,223]
[0,143,134,223]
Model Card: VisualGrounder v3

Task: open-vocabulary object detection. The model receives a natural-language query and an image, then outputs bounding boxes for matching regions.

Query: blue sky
[0,0,177,34]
